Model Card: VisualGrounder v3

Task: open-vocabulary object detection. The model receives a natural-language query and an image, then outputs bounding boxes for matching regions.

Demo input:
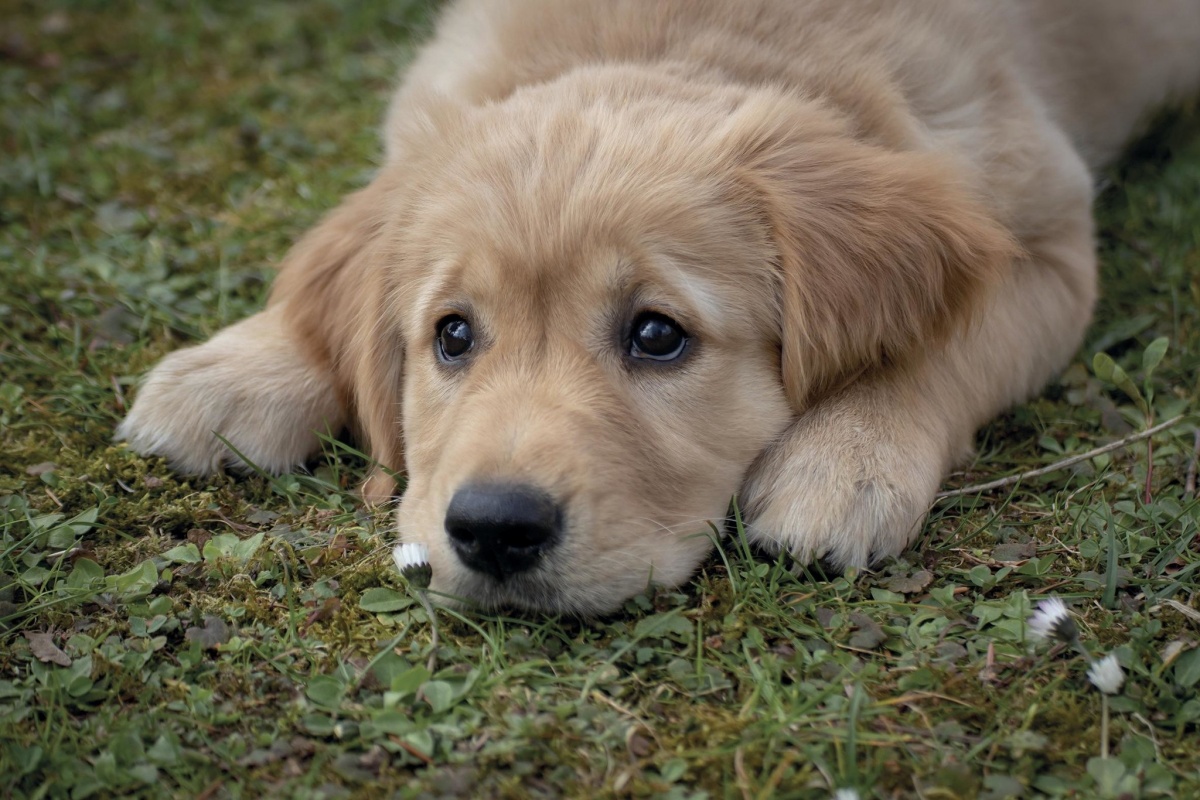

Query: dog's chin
[432,566,662,617]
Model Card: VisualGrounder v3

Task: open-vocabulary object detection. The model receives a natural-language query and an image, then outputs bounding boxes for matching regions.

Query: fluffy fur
[118,0,1200,613]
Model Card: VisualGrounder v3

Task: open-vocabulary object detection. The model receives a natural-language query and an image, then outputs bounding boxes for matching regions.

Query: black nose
[444,483,562,580]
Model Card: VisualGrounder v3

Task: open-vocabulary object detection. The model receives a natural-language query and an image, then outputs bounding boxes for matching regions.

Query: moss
[3,0,1200,796]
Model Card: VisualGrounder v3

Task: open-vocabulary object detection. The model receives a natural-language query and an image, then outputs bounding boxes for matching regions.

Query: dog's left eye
[436,315,474,361]
[629,312,688,362]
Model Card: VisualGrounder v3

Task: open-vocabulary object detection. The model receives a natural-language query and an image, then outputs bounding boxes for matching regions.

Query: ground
[2,1,1199,798]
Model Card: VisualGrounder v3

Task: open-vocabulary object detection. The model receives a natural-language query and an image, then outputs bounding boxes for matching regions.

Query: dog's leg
[741,169,1099,568]
[118,181,389,480]
[116,302,345,476]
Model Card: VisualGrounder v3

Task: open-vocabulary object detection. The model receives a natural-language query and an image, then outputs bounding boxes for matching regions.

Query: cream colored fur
[118,0,1200,613]
[117,302,344,475]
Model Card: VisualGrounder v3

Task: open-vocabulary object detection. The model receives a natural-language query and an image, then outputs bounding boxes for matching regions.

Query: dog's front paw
[116,307,344,477]
[739,389,949,569]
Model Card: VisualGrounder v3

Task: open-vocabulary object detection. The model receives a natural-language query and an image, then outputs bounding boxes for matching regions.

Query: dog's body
[118,0,1200,613]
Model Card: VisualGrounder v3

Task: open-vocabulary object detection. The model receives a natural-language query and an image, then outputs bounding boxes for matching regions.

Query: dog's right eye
[436,315,474,361]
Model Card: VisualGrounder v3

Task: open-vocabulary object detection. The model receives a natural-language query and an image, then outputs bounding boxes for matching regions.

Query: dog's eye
[629,312,688,361]
[436,315,474,361]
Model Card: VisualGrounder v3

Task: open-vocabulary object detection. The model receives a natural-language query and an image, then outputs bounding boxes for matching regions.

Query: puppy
[118,0,1200,613]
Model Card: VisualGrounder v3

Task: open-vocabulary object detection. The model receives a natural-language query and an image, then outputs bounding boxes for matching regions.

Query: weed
[2,2,1198,797]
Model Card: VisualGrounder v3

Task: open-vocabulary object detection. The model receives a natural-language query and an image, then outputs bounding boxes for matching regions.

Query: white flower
[393,542,430,571]
[1027,597,1078,645]
[833,790,860,800]
[392,542,432,588]
[1087,653,1125,695]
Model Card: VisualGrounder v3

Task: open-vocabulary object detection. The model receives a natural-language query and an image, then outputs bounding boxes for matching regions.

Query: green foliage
[1093,336,1171,419]
[2,0,1199,797]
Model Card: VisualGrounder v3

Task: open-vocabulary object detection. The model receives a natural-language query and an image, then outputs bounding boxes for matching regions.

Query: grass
[2,1,1199,797]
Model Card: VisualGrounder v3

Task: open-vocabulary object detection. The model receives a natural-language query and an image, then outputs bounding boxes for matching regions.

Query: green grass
[2,2,1199,797]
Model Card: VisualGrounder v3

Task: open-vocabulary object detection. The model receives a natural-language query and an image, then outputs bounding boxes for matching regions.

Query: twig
[196,780,224,800]
[1157,598,1200,624]
[936,415,1187,500]
[754,751,797,800]
[734,748,752,800]
[591,690,662,746]
[1186,430,1199,499]
[390,736,434,765]
[1131,712,1163,762]
[346,620,412,696]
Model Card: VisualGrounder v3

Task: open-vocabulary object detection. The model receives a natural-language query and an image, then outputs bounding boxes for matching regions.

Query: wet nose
[444,483,562,580]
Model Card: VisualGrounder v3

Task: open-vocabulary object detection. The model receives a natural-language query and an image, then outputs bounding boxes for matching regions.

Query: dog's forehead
[405,98,764,260]
[420,247,705,324]
[396,97,782,340]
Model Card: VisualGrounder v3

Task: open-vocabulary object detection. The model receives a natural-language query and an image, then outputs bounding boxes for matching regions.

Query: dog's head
[302,72,1013,613]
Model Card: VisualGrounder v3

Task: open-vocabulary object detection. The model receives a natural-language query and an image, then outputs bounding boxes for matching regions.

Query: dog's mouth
[431,510,688,616]
[412,471,739,614]
[437,566,628,616]
[428,517,728,616]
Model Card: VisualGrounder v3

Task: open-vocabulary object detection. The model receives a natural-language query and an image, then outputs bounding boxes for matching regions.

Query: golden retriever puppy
[118,0,1200,613]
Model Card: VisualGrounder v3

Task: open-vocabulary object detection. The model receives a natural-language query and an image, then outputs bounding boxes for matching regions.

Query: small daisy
[1088,652,1125,758]
[1087,653,1125,695]
[393,542,432,589]
[1026,597,1079,645]
[392,541,439,673]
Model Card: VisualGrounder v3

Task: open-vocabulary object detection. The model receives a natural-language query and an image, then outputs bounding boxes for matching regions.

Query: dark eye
[629,312,688,362]
[436,315,474,361]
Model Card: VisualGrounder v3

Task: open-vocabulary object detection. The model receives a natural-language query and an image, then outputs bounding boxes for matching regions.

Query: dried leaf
[884,569,933,594]
[848,613,887,650]
[935,641,968,662]
[185,615,231,649]
[991,542,1035,563]
[814,607,837,629]
[302,597,341,632]
[627,732,653,758]
[25,632,71,666]
[1159,599,1200,624]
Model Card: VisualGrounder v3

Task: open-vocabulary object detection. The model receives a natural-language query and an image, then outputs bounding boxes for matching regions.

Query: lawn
[2,1,1199,798]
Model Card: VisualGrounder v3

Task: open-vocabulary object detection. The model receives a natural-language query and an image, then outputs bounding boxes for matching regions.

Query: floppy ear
[725,96,1018,408]
[269,175,405,502]
[347,268,407,504]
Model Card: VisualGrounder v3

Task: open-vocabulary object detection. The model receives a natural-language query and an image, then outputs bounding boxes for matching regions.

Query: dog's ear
[722,95,1018,408]
[269,175,404,502]
[348,268,407,504]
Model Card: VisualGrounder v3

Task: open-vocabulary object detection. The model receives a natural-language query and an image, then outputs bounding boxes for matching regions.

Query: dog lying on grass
[118,0,1200,613]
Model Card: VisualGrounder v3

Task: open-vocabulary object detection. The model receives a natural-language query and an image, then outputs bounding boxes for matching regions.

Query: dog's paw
[116,307,344,477]
[739,388,948,569]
